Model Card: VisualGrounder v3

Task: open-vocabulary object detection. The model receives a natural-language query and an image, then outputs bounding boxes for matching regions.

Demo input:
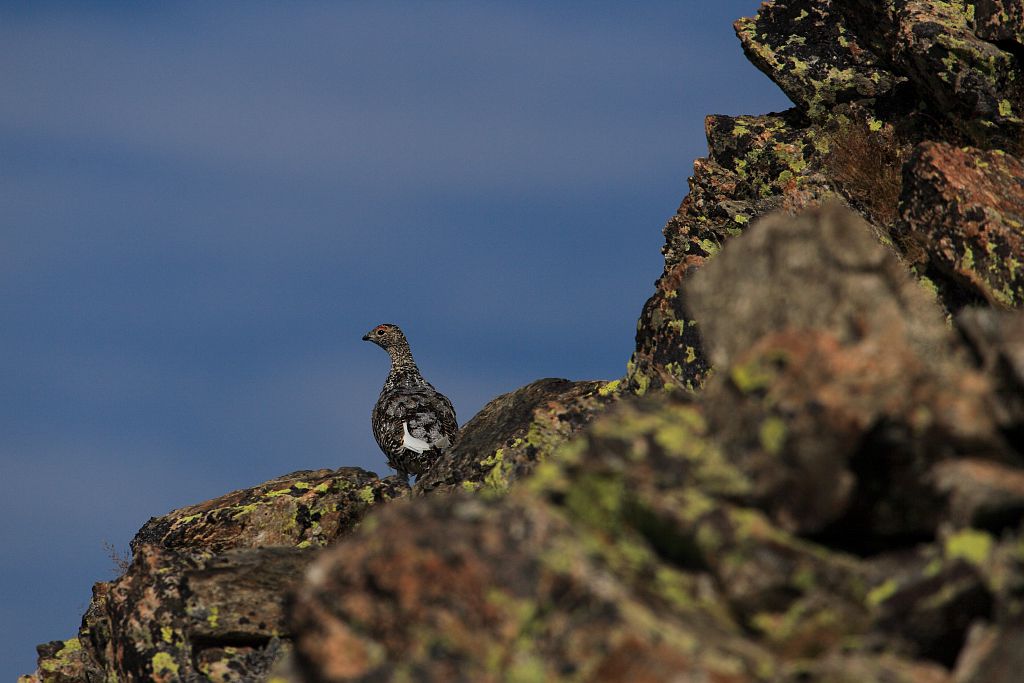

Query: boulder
[133,467,408,553]
[898,143,1024,310]
[414,378,614,495]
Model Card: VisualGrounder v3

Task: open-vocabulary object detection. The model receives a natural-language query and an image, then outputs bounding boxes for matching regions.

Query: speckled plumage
[363,323,458,481]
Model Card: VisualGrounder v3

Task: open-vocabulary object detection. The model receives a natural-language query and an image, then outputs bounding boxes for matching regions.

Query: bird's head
[362,323,407,351]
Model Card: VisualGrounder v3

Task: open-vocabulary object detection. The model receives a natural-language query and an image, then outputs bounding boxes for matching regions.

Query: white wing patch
[402,421,432,454]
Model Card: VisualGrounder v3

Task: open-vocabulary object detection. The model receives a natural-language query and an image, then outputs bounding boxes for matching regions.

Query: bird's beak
[361,334,371,341]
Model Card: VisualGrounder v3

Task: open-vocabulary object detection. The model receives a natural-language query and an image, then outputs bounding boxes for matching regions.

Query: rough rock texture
[23,1,1024,681]
[290,494,775,682]
[22,468,404,682]
[628,110,842,394]
[691,206,1001,539]
[414,378,615,496]
[133,468,408,553]
[956,307,1024,430]
[735,0,903,119]
[899,142,1024,308]
[81,546,304,682]
[286,206,1024,682]
[630,0,1024,393]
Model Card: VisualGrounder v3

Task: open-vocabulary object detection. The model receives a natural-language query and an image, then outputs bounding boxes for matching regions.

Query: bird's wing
[401,421,432,454]
[403,389,457,450]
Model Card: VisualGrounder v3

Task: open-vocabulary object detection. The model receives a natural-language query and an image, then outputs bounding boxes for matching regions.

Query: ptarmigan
[362,323,458,481]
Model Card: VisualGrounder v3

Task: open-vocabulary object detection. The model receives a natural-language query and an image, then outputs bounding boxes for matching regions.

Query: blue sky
[0,1,790,675]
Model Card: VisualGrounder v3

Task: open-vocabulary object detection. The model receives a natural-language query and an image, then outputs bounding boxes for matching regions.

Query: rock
[289,493,776,682]
[955,619,1024,683]
[532,393,876,662]
[22,468,404,681]
[974,0,1024,48]
[689,203,951,368]
[889,1,1023,148]
[898,143,1024,310]
[133,467,407,553]
[870,545,994,666]
[81,545,308,681]
[779,652,951,683]
[687,204,999,538]
[932,459,1024,530]
[414,378,613,495]
[813,0,1024,146]
[628,110,842,395]
[735,0,901,119]
[628,256,711,394]
[19,638,93,683]
[956,307,1024,430]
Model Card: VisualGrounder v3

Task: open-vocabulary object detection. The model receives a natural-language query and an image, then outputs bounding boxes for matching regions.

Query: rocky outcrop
[287,206,1024,682]
[287,199,1024,680]
[630,0,1024,394]
[628,109,841,395]
[413,378,615,496]
[898,142,1024,308]
[22,468,405,682]
[22,0,1024,681]
[133,468,409,553]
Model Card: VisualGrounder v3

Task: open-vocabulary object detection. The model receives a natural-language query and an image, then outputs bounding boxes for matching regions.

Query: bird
[362,323,458,482]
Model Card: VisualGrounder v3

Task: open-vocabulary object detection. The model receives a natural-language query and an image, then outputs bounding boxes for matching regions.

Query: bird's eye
[376,329,385,336]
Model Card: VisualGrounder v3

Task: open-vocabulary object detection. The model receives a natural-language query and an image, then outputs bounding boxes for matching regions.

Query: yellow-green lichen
[699,238,721,256]
[730,358,776,393]
[945,529,993,566]
[151,651,180,676]
[598,379,622,397]
[481,449,513,493]
[564,472,624,531]
[758,417,788,455]
[867,578,899,607]
[358,485,376,504]
[633,372,651,397]
[231,503,259,518]
[39,638,82,672]
[265,486,300,498]
[918,275,940,300]
[207,605,219,629]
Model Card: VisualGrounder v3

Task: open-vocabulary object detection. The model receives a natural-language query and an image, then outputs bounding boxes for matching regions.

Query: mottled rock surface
[23,468,404,681]
[286,206,1024,682]
[414,377,614,496]
[134,468,408,553]
[631,0,1024,393]
[290,493,774,682]
[956,307,1024,430]
[899,143,1024,308]
[691,205,1001,539]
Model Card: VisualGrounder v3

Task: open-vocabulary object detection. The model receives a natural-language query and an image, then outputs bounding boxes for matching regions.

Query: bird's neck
[387,343,420,375]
